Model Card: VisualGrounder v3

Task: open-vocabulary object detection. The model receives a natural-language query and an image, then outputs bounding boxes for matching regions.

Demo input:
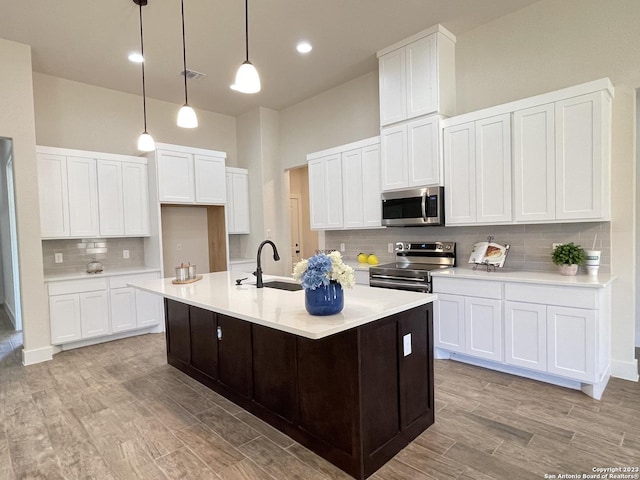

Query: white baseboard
[611,358,639,382]
[58,327,160,352]
[22,345,54,365]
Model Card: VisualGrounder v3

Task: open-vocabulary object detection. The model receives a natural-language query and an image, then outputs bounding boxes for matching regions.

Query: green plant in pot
[551,242,586,276]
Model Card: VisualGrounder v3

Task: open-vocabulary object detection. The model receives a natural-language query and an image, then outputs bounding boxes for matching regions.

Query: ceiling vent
[180,69,207,80]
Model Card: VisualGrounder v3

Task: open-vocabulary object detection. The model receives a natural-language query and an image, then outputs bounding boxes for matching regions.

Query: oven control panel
[395,242,455,253]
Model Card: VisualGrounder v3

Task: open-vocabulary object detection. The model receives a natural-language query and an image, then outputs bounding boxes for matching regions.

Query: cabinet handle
[217,326,223,340]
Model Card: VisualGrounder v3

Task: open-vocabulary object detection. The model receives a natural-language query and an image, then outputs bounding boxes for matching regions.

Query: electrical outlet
[122,250,130,259]
[339,243,345,252]
[54,253,63,264]
[552,243,562,249]
[388,243,394,253]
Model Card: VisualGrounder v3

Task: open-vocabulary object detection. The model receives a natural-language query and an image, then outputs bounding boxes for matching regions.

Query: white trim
[225,166,248,175]
[306,136,380,161]
[36,145,147,164]
[611,358,639,382]
[56,327,161,352]
[22,345,54,365]
[155,142,226,158]
[377,24,456,57]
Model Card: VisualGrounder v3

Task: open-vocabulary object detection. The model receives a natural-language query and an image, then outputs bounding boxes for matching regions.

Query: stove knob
[395,242,404,251]
[445,245,451,250]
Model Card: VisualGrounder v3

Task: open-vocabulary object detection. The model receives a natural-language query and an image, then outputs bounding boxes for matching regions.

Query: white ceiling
[1,0,542,117]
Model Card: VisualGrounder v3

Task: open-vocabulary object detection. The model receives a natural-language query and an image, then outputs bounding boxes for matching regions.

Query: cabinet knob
[217,326,223,340]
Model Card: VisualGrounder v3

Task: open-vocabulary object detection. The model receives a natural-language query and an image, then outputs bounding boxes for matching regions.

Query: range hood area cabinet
[442,78,613,226]
[377,24,456,127]
[307,136,382,230]
[151,143,227,205]
[37,146,150,238]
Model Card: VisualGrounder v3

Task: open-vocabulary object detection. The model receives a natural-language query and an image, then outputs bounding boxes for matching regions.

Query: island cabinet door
[189,306,217,380]
[252,325,297,423]
[217,314,252,399]
[165,299,191,366]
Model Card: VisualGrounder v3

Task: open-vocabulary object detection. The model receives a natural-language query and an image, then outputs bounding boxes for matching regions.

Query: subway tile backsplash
[42,238,146,275]
[326,222,610,273]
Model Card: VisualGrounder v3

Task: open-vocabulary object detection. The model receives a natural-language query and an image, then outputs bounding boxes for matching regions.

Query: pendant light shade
[134,0,155,151]
[177,0,198,128]
[231,0,261,94]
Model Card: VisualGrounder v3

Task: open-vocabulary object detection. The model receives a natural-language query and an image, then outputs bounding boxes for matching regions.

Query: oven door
[369,275,431,293]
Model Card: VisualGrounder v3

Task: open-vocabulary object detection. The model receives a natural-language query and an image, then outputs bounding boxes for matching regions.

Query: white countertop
[431,267,616,288]
[44,266,161,282]
[345,261,372,272]
[128,271,436,339]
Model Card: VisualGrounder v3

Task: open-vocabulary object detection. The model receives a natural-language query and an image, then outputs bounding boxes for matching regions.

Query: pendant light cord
[244,0,249,61]
[181,0,188,104]
[138,2,148,132]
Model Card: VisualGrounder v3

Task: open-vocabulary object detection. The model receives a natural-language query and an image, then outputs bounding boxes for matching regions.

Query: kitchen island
[129,271,436,479]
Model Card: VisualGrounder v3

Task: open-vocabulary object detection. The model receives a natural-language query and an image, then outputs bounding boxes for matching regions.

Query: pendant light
[177,0,198,128]
[134,0,155,152]
[230,0,261,94]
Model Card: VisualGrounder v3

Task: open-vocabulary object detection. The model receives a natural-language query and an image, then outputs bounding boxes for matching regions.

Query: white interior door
[290,195,303,265]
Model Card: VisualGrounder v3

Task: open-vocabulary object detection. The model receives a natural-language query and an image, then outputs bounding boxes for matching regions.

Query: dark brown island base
[164,298,434,479]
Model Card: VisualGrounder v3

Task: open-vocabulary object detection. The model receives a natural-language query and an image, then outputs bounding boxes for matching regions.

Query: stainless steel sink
[263,280,303,291]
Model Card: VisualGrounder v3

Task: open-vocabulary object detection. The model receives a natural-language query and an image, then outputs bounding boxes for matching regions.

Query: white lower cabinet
[433,275,610,397]
[48,272,161,346]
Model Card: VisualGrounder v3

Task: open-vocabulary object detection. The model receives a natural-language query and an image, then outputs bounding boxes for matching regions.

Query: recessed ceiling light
[128,52,144,63]
[296,42,312,54]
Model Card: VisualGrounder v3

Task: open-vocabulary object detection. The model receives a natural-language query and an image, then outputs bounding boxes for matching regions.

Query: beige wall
[454,0,639,379]
[32,73,237,162]
[160,206,211,276]
[0,39,48,363]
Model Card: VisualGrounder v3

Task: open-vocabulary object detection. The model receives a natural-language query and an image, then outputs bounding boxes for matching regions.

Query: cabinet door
[324,154,344,228]
[189,306,217,380]
[378,48,407,126]
[157,150,194,203]
[555,92,607,220]
[308,158,327,229]
[122,162,150,236]
[408,116,440,186]
[406,34,437,119]
[381,124,408,191]
[465,297,503,362]
[110,287,137,333]
[444,122,475,224]
[67,156,99,237]
[231,172,250,233]
[504,301,547,372]
[342,149,364,228]
[136,289,161,328]
[97,160,124,236]
[433,294,465,353]
[166,299,191,365]
[50,294,81,344]
[547,306,596,382]
[513,104,555,222]
[217,314,252,398]
[225,172,235,233]
[194,155,226,204]
[475,114,512,224]
[361,144,382,227]
[80,290,109,339]
[38,153,70,238]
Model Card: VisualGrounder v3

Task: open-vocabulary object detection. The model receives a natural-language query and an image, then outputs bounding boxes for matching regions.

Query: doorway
[287,166,317,261]
[0,138,22,331]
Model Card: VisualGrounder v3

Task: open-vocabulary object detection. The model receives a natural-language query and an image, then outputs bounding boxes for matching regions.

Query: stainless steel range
[369,241,456,293]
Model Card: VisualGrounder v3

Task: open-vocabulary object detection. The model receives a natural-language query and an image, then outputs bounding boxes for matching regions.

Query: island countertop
[128,270,436,339]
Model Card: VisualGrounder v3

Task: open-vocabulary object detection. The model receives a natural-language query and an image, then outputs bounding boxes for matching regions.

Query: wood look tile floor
[1,309,639,480]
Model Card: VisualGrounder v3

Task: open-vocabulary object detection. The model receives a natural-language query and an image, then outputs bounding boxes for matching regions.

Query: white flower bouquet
[292,251,355,290]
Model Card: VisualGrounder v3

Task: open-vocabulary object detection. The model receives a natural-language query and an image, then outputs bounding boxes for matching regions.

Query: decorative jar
[305,281,344,316]
[559,264,578,276]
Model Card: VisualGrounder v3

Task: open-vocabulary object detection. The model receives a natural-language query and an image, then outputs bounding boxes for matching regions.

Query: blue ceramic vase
[305,281,344,316]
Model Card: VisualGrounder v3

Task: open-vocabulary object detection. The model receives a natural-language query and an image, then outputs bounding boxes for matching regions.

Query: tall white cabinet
[225,167,250,234]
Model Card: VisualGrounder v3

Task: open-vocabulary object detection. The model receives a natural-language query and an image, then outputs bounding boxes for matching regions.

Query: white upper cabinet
[38,146,151,238]
[38,153,70,238]
[377,25,456,127]
[443,78,613,226]
[66,156,99,237]
[226,167,250,234]
[308,137,381,230]
[381,116,442,191]
[154,145,227,205]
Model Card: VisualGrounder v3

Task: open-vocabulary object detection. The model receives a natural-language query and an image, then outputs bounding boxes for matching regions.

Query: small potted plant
[551,242,586,276]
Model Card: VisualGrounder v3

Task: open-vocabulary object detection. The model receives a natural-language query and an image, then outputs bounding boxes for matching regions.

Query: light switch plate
[403,333,412,357]
[388,243,394,253]
[54,253,63,263]
[122,250,130,259]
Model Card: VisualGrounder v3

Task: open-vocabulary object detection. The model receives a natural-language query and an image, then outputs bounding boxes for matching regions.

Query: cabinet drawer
[432,277,502,299]
[48,278,108,295]
[504,283,598,309]
[109,273,159,289]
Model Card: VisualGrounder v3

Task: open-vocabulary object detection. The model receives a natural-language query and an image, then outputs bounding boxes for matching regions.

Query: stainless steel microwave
[381,186,445,227]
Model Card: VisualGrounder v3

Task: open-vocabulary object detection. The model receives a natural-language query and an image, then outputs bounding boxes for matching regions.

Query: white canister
[188,263,197,279]
[175,265,189,282]
[585,250,601,276]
